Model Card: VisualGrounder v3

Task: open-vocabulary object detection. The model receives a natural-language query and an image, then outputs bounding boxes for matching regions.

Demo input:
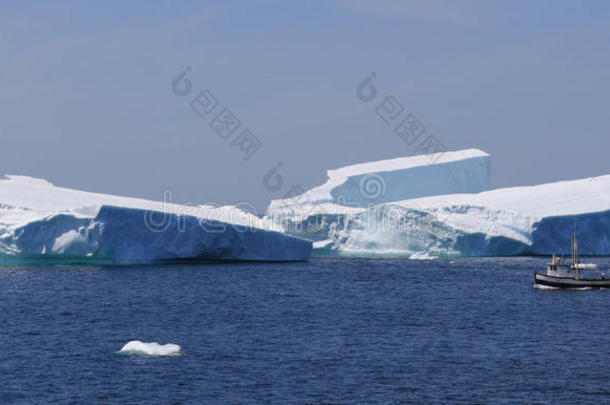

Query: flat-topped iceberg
[0,175,312,265]
[263,147,610,257]
[266,149,491,242]
[307,175,610,257]
[268,149,490,216]
[4,147,607,262]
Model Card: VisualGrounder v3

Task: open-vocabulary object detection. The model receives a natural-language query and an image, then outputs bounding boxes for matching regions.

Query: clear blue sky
[2,0,609,212]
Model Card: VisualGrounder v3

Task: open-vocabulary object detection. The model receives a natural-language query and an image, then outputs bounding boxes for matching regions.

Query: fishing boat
[534,227,610,289]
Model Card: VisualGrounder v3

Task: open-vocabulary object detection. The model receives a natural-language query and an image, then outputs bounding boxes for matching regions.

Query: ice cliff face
[267,149,490,217]
[0,175,311,265]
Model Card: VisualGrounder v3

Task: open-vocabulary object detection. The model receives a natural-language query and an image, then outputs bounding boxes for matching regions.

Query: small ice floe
[409,252,437,260]
[119,340,181,356]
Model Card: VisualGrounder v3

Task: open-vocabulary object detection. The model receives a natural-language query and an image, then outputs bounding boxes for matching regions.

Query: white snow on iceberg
[0,175,312,265]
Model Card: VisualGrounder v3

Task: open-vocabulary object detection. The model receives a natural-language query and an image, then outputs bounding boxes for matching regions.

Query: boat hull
[534,272,610,289]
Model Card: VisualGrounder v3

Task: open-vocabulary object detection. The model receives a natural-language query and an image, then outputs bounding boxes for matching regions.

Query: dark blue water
[1,257,609,404]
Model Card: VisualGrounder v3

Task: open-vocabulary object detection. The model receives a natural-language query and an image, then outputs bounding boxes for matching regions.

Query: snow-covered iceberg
[268,149,490,215]
[4,147,608,262]
[266,149,490,242]
[0,175,311,265]
[263,148,610,257]
[307,175,610,257]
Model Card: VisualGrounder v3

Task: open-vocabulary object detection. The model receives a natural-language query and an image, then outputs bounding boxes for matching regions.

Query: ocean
[1,257,609,404]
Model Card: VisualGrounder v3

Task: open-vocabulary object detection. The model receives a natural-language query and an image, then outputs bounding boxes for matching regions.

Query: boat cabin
[546,254,578,278]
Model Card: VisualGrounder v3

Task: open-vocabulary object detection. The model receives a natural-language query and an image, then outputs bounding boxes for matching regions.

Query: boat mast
[572,217,579,268]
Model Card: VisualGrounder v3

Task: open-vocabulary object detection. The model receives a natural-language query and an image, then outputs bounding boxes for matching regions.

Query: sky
[1,0,610,212]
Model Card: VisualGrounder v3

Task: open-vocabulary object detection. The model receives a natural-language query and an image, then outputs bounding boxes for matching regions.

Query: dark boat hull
[534,272,610,289]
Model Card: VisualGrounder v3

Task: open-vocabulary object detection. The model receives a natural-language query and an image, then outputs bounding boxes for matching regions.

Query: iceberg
[0,175,312,265]
[268,149,490,216]
[119,341,181,356]
[266,149,491,242]
[310,175,610,257]
[264,149,610,257]
[4,148,608,262]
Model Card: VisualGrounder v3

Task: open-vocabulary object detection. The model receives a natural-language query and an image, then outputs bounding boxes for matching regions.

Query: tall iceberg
[0,175,311,265]
[269,149,490,213]
[263,149,610,257]
[266,149,491,242]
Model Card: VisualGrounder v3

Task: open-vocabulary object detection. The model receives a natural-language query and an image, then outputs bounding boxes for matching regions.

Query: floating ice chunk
[409,252,437,260]
[119,340,181,356]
